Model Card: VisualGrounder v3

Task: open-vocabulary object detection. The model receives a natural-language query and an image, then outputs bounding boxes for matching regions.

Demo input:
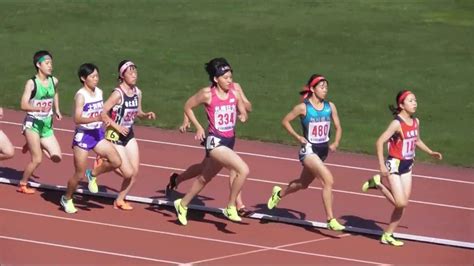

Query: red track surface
[1,109,473,264]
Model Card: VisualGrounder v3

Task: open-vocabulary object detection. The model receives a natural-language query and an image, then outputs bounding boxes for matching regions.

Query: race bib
[206,135,221,150]
[74,131,84,142]
[299,142,313,157]
[31,99,53,119]
[122,109,138,128]
[402,138,416,159]
[214,106,236,132]
[105,128,120,141]
[308,121,330,144]
[385,158,401,174]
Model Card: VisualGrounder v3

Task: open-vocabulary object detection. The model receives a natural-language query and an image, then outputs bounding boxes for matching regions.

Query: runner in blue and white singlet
[266,74,346,231]
[299,99,332,162]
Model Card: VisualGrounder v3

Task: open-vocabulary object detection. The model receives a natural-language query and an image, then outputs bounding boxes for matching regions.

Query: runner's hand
[195,127,205,141]
[145,112,156,120]
[238,113,247,123]
[117,126,129,136]
[430,151,443,160]
[179,121,191,133]
[297,136,307,145]
[55,111,62,121]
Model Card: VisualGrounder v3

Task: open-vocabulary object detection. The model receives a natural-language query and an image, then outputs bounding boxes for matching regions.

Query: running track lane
[0,185,471,264]
[0,108,474,264]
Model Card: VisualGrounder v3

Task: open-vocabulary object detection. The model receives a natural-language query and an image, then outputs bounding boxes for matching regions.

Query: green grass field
[0,0,473,167]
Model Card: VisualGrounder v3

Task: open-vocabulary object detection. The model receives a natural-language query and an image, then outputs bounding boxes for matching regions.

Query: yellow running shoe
[381,232,404,247]
[223,205,242,222]
[174,199,188,225]
[60,195,78,214]
[362,174,381,192]
[267,186,282,209]
[327,218,345,231]
[85,169,99,193]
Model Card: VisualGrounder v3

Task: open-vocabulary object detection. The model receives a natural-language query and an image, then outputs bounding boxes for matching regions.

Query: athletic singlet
[75,87,104,130]
[205,84,237,138]
[300,99,332,144]
[388,116,418,160]
[27,76,55,120]
[109,86,140,128]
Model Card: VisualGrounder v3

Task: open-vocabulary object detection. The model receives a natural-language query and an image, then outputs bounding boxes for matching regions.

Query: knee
[110,156,122,169]
[122,168,135,180]
[4,148,15,159]
[31,155,42,166]
[237,163,249,178]
[321,173,334,188]
[74,170,86,181]
[395,199,408,208]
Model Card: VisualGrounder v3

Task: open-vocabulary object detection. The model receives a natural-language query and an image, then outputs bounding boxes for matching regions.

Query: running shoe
[267,186,282,209]
[17,183,35,194]
[114,200,134,211]
[381,232,404,247]
[60,195,78,214]
[223,205,242,222]
[237,206,253,217]
[174,199,188,225]
[85,169,99,193]
[166,173,179,195]
[327,218,346,231]
[362,174,381,192]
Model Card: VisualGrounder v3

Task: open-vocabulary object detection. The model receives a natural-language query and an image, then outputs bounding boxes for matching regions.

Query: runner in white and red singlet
[362,90,443,246]
[173,58,249,225]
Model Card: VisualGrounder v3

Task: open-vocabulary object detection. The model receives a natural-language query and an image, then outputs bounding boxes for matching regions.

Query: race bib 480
[308,121,330,144]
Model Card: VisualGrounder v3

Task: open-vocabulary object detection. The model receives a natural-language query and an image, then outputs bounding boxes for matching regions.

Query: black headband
[215,65,232,77]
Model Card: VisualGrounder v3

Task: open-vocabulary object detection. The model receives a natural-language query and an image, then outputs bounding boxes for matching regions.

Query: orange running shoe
[114,200,133,211]
[17,183,35,194]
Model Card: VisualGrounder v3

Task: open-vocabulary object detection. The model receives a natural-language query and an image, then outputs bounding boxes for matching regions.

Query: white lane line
[1,207,382,265]
[6,146,473,211]
[0,207,267,249]
[2,182,472,249]
[189,234,355,265]
[1,120,471,185]
[0,235,181,264]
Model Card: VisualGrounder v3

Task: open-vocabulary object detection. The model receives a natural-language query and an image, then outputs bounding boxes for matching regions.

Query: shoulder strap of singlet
[49,76,55,93]
[114,87,125,105]
[30,76,37,100]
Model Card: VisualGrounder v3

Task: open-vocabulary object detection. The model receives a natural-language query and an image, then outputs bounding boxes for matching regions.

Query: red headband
[309,76,326,88]
[300,76,327,101]
[398,90,413,106]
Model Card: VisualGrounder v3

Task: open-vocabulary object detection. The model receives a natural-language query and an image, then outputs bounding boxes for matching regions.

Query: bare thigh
[387,174,410,207]
[124,138,140,173]
[40,134,62,161]
[302,154,332,185]
[209,146,248,175]
[0,130,14,154]
[113,144,134,177]
[94,139,121,165]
